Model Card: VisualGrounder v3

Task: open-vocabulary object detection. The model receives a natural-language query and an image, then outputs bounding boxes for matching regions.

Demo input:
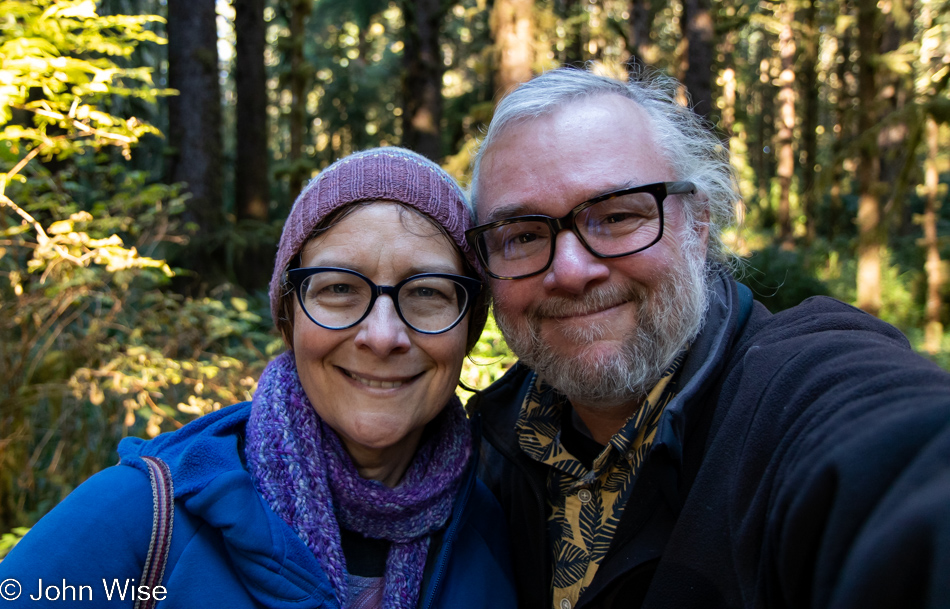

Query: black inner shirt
[341,528,390,578]
[560,405,606,471]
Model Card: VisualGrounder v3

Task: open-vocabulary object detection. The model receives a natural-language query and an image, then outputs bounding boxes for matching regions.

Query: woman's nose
[354,295,412,355]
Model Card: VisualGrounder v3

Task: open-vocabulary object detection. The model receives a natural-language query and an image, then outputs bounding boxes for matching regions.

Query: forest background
[1,0,949,550]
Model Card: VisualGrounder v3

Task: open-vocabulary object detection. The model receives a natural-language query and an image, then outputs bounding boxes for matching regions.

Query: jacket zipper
[476,406,549,608]
[419,449,477,609]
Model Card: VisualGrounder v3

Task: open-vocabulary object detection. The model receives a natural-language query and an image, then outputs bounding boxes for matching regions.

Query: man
[466,66,950,609]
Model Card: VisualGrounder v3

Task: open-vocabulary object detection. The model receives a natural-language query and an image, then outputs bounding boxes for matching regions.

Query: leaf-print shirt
[514,354,685,609]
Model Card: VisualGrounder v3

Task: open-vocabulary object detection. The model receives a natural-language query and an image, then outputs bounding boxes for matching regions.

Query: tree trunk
[753,34,775,217]
[720,66,736,134]
[492,0,534,102]
[681,0,714,121]
[920,0,944,352]
[556,0,584,66]
[287,0,310,199]
[775,0,796,247]
[923,116,943,353]
[233,0,271,291]
[401,0,444,161]
[627,0,656,69]
[166,0,223,276]
[877,0,914,237]
[828,21,853,242]
[719,27,741,249]
[718,25,737,139]
[855,0,882,317]
[235,0,269,222]
[799,0,819,243]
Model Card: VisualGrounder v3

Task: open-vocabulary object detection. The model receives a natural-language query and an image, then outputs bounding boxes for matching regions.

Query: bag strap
[136,456,174,609]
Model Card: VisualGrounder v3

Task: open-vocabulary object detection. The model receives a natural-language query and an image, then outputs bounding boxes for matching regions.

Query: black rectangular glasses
[465,181,696,280]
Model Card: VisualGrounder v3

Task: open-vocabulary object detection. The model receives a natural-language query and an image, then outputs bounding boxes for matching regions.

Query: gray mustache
[532,284,646,319]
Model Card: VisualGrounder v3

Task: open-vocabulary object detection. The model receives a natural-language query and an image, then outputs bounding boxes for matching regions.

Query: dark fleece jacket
[471,271,950,609]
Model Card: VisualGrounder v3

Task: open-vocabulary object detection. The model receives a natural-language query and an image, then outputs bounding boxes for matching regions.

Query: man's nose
[542,230,610,294]
[354,296,412,355]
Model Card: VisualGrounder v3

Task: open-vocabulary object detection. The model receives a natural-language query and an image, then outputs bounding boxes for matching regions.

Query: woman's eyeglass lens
[467,181,695,280]
[288,268,479,334]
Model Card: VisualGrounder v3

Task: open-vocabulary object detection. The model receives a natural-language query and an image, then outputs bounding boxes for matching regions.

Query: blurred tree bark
[753,33,775,217]
[798,0,819,243]
[920,0,946,352]
[828,17,854,242]
[923,115,943,353]
[287,0,311,199]
[775,0,796,247]
[719,22,741,248]
[556,0,584,66]
[166,0,223,277]
[492,0,534,101]
[718,21,738,139]
[235,0,269,222]
[681,0,714,121]
[401,0,445,161]
[878,0,915,237]
[855,0,883,316]
[720,63,736,136]
[234,0,272,291]
[627,0,657,69]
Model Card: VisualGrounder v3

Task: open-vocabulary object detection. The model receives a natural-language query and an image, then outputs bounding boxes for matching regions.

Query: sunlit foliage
[2,0,950,547]
[0,0,282,534]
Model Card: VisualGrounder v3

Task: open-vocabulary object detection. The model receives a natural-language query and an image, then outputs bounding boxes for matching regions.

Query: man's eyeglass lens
[477,190,662,279]
[296,270,471,333]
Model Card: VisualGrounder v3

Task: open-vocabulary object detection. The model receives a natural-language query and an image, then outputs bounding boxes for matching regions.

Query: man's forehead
[474,94,664,219]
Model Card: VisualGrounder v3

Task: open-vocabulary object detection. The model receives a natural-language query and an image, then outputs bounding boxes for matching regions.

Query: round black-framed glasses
[465,181,696,280]
[286,267,482,334]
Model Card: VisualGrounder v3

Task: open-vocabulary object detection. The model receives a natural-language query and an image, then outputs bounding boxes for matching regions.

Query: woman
[0,148,516,609]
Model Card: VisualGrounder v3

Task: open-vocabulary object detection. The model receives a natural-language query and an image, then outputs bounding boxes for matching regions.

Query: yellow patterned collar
[515,353,685,475]
[514,354,686,609]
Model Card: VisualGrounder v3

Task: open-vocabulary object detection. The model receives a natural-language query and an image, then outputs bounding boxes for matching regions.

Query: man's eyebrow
[480,181,652,224]
[482,203,545,224]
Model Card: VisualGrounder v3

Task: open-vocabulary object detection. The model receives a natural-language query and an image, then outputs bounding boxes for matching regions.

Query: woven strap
[135,456,174,609]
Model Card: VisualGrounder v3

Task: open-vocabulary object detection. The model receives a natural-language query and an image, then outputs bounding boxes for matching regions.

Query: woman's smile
[339,367,420,389]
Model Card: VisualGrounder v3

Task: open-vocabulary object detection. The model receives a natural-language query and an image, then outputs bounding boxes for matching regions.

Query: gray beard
[495,246,710,410]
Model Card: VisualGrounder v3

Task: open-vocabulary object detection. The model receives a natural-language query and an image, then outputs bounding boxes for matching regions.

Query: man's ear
[693,196,710,248]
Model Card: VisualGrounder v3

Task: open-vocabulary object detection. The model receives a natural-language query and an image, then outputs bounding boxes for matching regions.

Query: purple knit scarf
[245,351,471,609]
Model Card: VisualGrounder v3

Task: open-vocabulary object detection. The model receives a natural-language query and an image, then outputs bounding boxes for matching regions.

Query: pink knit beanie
[269,147,478,328]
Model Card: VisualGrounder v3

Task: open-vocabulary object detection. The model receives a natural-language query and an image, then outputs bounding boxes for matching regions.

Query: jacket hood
[118,402,338,608]
[652,269,753,466]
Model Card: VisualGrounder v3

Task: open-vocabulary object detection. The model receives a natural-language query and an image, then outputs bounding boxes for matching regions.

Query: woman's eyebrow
[299,260,463,278]
[401,263,464,277]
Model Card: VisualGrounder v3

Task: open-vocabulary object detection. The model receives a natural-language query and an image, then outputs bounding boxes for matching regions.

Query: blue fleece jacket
[0,402,517,609]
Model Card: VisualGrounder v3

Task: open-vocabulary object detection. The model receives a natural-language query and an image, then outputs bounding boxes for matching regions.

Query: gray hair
[470,66,741,265]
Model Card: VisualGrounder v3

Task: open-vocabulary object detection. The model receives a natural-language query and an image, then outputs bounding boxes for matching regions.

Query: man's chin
[538,334,627,363]
[539,318,630,346]
[495,247,710,407]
